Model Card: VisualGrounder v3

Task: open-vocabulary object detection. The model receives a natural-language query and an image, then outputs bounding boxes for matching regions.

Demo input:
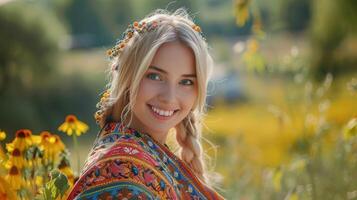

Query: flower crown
[94,89,110,125]
[106,19,204,60]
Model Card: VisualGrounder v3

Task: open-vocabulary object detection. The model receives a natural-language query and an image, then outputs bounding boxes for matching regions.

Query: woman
[67,8,224,200]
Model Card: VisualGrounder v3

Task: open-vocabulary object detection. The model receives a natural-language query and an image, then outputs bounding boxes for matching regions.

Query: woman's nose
[158,84,176,104]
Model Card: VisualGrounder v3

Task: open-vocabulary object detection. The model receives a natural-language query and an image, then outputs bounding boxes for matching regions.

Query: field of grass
[1,34,356,199]
[203,71,357,199]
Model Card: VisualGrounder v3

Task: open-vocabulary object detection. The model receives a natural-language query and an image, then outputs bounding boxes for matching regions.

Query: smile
[148,104,179,119]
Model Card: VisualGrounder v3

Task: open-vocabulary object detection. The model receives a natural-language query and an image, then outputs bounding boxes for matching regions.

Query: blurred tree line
[0,0,356,136]
[236,0,357,80]
[0,0,245,137]
[309,0,357,80]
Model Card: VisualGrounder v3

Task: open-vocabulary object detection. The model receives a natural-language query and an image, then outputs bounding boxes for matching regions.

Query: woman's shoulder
[67,122,179,200]
[82,122,159,171]
[68,154,178,199]
[67,122,225,200]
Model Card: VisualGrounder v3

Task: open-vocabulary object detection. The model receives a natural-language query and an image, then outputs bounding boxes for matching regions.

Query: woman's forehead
[149,41,196,75]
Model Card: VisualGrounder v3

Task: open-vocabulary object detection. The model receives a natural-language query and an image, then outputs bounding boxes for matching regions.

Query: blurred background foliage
[0,0,356,199]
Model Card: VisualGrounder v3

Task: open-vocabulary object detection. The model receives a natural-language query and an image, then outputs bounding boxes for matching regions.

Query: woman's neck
[124,116,168,145]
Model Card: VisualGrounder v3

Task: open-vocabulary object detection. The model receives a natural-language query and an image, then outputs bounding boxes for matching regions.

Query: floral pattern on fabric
[67,122,224,200]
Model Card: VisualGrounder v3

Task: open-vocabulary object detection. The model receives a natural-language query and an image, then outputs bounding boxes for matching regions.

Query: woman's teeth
[151,106,174,117]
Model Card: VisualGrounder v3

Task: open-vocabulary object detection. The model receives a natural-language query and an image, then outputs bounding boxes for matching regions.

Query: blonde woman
[67,8,224,200]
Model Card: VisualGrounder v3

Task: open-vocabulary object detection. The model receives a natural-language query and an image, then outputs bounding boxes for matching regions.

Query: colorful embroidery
[67,122,224,200]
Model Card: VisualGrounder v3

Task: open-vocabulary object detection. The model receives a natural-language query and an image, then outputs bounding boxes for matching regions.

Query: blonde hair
[97,8,217,185]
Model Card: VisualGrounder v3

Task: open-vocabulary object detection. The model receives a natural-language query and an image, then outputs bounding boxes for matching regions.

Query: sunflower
[7,148,25,169]
[58,115,89,136]
[6,129,33,152]
[5,166,25,191]
[31,135,41,145]
[39,131,57,165]
[53,135,65,153]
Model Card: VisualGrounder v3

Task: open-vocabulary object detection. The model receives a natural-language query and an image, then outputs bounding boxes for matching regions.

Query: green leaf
[42,169,70,200]
[54,173,70,196]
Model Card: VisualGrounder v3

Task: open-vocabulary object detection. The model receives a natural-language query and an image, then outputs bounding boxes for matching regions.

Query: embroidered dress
[67,122,224,200]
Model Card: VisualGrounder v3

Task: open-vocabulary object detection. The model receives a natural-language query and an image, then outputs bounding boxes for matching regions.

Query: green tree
[62,0,133,47]
[0,2,64,95]
[309,0,357,80]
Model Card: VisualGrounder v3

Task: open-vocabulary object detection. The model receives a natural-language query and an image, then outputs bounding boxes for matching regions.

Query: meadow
[1,32,356,199]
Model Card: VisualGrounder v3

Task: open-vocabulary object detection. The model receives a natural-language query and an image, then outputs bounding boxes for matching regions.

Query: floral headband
[106,20,204,60]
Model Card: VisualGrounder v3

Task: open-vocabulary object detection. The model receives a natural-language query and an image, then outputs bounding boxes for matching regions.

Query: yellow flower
[53,135,65,153]
[0,130,6,141]
[0,176,17,200]
[6,129,33,152]
[7,148,25,169]
[5,166,25,190]
[235,0,250,26]
[31,135,41,145]
[242,39,265,72]
[247,39,259,53]
[35,175,43,188]
[58,115,89,136]
[39,131,65,165]
[58,158,74,185]
[39,132,53,164]
[0,146,5,162]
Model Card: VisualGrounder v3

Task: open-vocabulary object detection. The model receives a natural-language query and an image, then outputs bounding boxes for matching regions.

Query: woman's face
[131,41,198,144]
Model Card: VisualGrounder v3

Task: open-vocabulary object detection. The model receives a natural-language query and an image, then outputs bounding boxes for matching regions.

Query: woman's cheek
[140,79,161,97]
[178,87,197,107]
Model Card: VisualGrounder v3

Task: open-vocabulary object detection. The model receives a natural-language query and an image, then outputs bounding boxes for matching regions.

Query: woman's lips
[147,104,178,121]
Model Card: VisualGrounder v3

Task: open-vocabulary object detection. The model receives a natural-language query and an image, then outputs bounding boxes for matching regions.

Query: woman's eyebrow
[148,65,196,78]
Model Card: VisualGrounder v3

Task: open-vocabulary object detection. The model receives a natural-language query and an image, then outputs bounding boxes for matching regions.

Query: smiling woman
[131,41,198,145]
[67,8,224,200]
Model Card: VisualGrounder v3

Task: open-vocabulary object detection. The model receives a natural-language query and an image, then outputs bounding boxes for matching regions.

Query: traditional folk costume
[67,122,224,200]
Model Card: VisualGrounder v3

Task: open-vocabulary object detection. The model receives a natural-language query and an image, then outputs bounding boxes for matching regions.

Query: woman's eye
[180,79,194,86]
[147,73,161,81]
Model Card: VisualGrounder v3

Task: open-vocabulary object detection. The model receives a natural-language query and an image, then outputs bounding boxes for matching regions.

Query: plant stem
[72,134,80,176]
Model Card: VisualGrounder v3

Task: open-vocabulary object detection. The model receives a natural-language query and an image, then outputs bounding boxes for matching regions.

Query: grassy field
[203,72,357,198]
[1,34,355,199]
